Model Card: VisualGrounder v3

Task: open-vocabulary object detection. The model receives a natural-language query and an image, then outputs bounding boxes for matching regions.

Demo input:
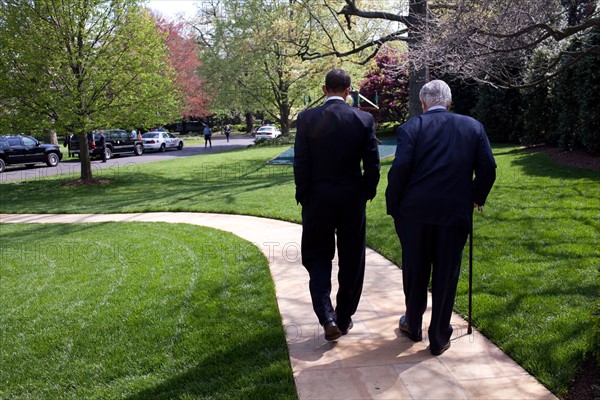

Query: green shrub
[574,28,600,155]
[253,132,296,147]
[375,122,398,139]
[447,76,479,116]
[549,26,600,154]
[521,81,553,147]
[233,123,247,133]
[473,85,523,143]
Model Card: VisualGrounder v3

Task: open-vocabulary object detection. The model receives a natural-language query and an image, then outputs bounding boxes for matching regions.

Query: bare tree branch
[299,0,600,88]
[301,29,408,61]
[338,1,411,25]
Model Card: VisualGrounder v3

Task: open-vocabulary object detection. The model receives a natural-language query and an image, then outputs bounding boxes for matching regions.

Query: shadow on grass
[457,210,598,393]
[0,157,296,215]
[0,219,106,239]
[125,329,296,400]
[471,271,594,394]
[490,144,526,156]
[1,222,296,399]
[507,148,600,181]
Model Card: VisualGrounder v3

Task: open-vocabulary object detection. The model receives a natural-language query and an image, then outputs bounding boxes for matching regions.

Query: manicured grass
[0,222,295,399]
[369,146,599,396]
[0,146,296,219]
[1,144,598,396]
[464,147,599,395]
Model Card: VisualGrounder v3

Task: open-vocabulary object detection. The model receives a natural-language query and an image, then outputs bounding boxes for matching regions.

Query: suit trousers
[301,182,366,328]
[97,145,107,162]
[394,217,468,351]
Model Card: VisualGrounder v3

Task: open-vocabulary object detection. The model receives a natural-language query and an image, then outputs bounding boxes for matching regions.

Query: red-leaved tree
[359,46,409,123]
[155,17,210,119]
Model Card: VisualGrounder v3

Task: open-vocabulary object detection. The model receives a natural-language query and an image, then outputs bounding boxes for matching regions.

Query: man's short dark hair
[325,69,351,93]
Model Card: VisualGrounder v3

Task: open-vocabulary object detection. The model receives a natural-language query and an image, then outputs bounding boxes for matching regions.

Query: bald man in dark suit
[386,80,496,355]
[294,69,380,341]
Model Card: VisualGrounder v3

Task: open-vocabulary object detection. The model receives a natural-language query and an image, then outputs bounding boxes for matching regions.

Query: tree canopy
[359,46,409,123]
[154,15,211,120]
[195,0,366,132]
[300,0,599,89]
[0,0,180,180]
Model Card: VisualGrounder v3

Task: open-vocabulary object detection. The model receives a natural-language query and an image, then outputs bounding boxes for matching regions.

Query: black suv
[69,129,144,160]
[0,135,63,173]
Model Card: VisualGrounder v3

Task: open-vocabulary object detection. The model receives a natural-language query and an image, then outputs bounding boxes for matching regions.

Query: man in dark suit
[97,130,107,162]
[294,69,380,341]
[385,79,496,355]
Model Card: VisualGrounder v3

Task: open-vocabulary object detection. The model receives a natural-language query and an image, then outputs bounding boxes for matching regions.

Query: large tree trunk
[245,112,254,134]
[407,0,429,117]
[408,67,428,117]
[47,130,58,145]
[279,101,291,135]
[77,133,93,181]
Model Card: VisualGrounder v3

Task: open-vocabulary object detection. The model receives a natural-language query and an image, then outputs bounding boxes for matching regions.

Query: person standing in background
[203,125,212,148]
[97,130,107,163]
[225,125,231,142]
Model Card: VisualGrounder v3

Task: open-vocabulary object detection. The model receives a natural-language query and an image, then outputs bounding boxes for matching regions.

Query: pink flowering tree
[155,17,211,119]
[359,47,410,123]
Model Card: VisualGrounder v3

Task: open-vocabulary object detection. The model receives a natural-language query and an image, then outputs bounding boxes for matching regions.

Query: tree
[154,16,211,122]
[472,85,522,144]
[520,57,555,147]
[0,0,180,181]
[549,25,600,153]
[413,0,599,88]
[195,0,351,134]
[359,46,409,123]
[298,0,428,116]
[298,0,600,112]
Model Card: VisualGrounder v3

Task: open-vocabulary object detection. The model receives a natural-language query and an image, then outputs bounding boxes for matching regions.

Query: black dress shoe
[399,315,422,342]
[323,319,342,341]
[430,341,451,356]
[340,319,353,335]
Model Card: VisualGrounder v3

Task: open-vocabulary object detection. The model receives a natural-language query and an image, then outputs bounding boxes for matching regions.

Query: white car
[142,131,183,152]
[254,126,282,140]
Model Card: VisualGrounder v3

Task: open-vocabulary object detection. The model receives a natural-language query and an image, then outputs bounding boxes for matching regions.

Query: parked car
[254,126,282,140]
[0,135,62,173]
[69,129,143,160]
[141,131,184,152]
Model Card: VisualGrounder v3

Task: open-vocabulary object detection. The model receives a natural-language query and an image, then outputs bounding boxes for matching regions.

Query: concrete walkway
[1,213,556,399]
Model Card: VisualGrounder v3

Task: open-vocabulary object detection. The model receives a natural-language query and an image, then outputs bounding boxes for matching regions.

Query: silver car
[142,131,184,152]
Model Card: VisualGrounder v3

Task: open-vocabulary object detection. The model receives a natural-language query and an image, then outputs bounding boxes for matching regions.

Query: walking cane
[468,206,482,335]
[468,217,473,335]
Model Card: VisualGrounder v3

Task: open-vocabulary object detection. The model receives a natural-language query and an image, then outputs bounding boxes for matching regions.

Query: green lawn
[0,222,295,399]
[1,144,598,396]
[0,147,297,219]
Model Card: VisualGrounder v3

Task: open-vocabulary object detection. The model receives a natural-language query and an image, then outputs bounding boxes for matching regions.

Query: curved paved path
[1,213,556,399]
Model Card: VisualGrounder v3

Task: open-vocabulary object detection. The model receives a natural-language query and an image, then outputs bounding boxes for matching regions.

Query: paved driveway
[0,135,255,183]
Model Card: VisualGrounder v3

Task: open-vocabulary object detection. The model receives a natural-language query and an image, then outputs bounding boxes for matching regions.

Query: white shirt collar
[325,96,346,103]
[427,105,447,111]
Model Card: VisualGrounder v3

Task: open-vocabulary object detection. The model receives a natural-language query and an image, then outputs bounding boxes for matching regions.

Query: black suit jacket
[385,109,496,230]
[294,99,380,205]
